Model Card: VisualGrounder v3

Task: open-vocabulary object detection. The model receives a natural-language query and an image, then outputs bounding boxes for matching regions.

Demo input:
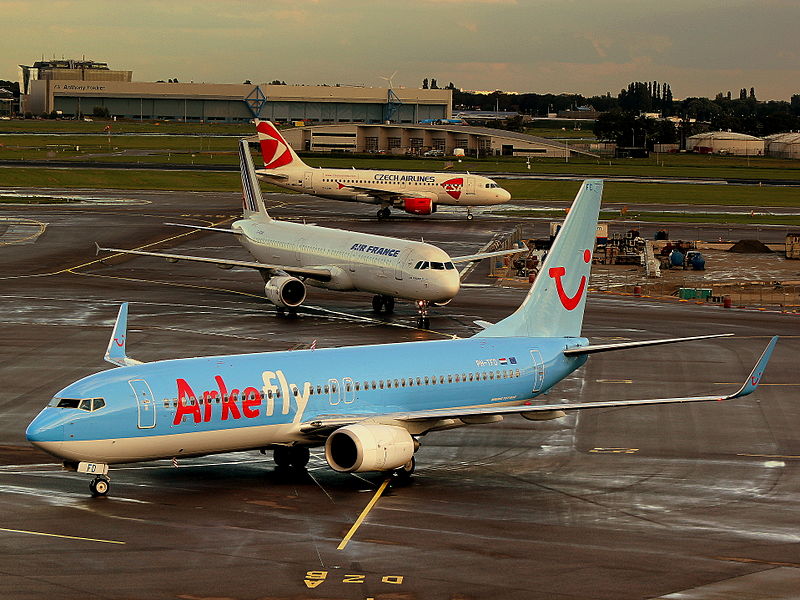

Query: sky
[3,0,799,101]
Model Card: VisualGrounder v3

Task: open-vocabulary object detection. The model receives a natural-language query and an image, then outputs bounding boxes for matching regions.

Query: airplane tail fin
[254,120,307,171]
[239,139,272,220]
[475,180,603,339]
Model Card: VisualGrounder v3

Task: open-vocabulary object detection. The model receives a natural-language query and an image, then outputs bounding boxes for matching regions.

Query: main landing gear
[415,300,430,329]
[372,294,395,314]
[273,445,310,470]
[391,457,415,486]
[89,475,110,497]
[377,207,391,220]
[466,208,474,220]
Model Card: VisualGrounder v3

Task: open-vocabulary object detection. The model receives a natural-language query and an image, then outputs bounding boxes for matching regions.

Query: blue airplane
[26,180,778,497]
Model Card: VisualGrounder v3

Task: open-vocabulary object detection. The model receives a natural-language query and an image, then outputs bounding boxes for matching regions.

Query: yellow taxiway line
[337,478,392,550]
[0,527,125,545]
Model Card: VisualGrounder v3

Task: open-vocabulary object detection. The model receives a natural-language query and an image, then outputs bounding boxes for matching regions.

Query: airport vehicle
[99,140,520,328]
[254,120,510,219]
[27,180,777,497]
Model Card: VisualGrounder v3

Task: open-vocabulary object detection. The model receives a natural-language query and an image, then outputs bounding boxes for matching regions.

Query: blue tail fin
[475,179,603,338]
[239,139,271,220]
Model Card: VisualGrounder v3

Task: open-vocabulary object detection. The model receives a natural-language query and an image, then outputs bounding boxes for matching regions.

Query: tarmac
[1,189,799,600]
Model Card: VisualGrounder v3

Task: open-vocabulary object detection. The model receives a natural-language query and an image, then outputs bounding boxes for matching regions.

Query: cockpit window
[56,398,81,409]
[430,262,445,270]
[54,398,106,412]
[414,260,423,269]
[485,182,498,188]
[445,262,455,270]
[420,261,430,269]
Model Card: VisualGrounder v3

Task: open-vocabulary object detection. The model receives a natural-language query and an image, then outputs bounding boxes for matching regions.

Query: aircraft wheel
[466,212,474,220]
[289,446,310,469]
[384,296,395,314]
[89,476,110,497]
[372,295,383,313]
[392,457,415,485]
[377,207,391,220]
[273,445,292,468]
[417,316,430,329]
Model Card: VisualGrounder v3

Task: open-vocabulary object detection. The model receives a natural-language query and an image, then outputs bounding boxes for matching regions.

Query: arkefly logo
[441,177,463,200]
[548,249,592,311]
[256,122,294,169]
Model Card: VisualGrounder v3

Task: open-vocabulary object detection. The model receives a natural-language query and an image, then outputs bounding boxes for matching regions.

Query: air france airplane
[254,120,511,219]
[99,140,520,328]
[27,180,777,497]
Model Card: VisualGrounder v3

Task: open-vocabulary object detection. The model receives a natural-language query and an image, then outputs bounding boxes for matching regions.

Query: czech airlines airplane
[254,120,511,219]
[27,180,777,497]
[99,140,520,328]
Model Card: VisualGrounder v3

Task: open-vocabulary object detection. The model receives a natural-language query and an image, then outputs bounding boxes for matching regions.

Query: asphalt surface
[1,190,799,600]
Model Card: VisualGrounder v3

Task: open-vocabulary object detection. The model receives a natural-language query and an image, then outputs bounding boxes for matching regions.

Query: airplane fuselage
[235,216,460,302]
[258,167,510,207]
[27,336,588,464]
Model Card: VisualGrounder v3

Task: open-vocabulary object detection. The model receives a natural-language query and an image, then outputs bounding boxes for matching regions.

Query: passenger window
[324,385,329,393]
[355,382,360,391]
[448,374,453,383]
[455,375,460,383]
[515,369,521,377]
[416,377,421,386]
[439,376,445,384]
[372,381,377,390]
[431,376,436,385]
[394,379,399,388]
[380,381,385,389]
[469,373,474,381]
[401,379,406,387]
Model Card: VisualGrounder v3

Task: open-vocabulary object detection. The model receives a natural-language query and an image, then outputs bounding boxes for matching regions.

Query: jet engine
[264,276,306,308]
[402,197,436,215]
[324,424,417,472]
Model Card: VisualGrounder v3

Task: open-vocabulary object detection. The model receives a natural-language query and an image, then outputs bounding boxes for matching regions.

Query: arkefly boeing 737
[27,180,777,497]
[99,139,521,328]
[254,120,510,219]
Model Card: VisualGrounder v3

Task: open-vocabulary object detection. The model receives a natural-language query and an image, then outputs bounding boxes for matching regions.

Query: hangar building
[22,58,451,123]
[687,131,765,156]
[279,123,596,158]
[765,132,800,159]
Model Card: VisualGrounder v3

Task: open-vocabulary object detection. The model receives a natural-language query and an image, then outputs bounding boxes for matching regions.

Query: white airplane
[253,120,511,219]
[27,179,777,497]
[98,140,522,328]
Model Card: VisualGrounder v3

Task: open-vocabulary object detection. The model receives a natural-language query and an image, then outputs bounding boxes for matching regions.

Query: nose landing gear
[415,300,430,329]
[377,207,391,220]
[89,475,110,497]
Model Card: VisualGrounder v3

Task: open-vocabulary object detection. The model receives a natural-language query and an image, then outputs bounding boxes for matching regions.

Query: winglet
[104,303,143,367]
[727,336,778,399]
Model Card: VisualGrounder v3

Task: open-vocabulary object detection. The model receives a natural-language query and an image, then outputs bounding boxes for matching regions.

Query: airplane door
[394,247,413,280]
[465,177,476,196]
[529,349,545,393]
[129,379,156,429]
[328,378,341,406]
[295,238,306,265]
[304,171,313,191]
[342,377,355,404]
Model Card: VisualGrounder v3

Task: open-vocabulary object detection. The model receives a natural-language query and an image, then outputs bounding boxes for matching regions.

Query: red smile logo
[548,249,591,311]
[256,122,293,169]
[441,177,463,200]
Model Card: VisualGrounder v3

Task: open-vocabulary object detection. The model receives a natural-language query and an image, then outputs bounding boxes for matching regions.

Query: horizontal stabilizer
[163,223,240,234]
[563,333,734,356]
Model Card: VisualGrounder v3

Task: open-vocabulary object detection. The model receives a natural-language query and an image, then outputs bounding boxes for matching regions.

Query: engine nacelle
[264,276,306,308]
[402,197,436,215]
[521,410,566,421]
[325,424,416,472]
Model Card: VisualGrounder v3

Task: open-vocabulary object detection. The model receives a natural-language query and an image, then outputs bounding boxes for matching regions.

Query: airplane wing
[96,244,333,282]
[450,248,528,263]
[300,336,777,433]
[335,181,437,205]
[163,222,240,234]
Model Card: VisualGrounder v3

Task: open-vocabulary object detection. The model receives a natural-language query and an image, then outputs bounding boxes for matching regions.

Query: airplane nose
[26,409,65,452]
[499,188,511,202]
